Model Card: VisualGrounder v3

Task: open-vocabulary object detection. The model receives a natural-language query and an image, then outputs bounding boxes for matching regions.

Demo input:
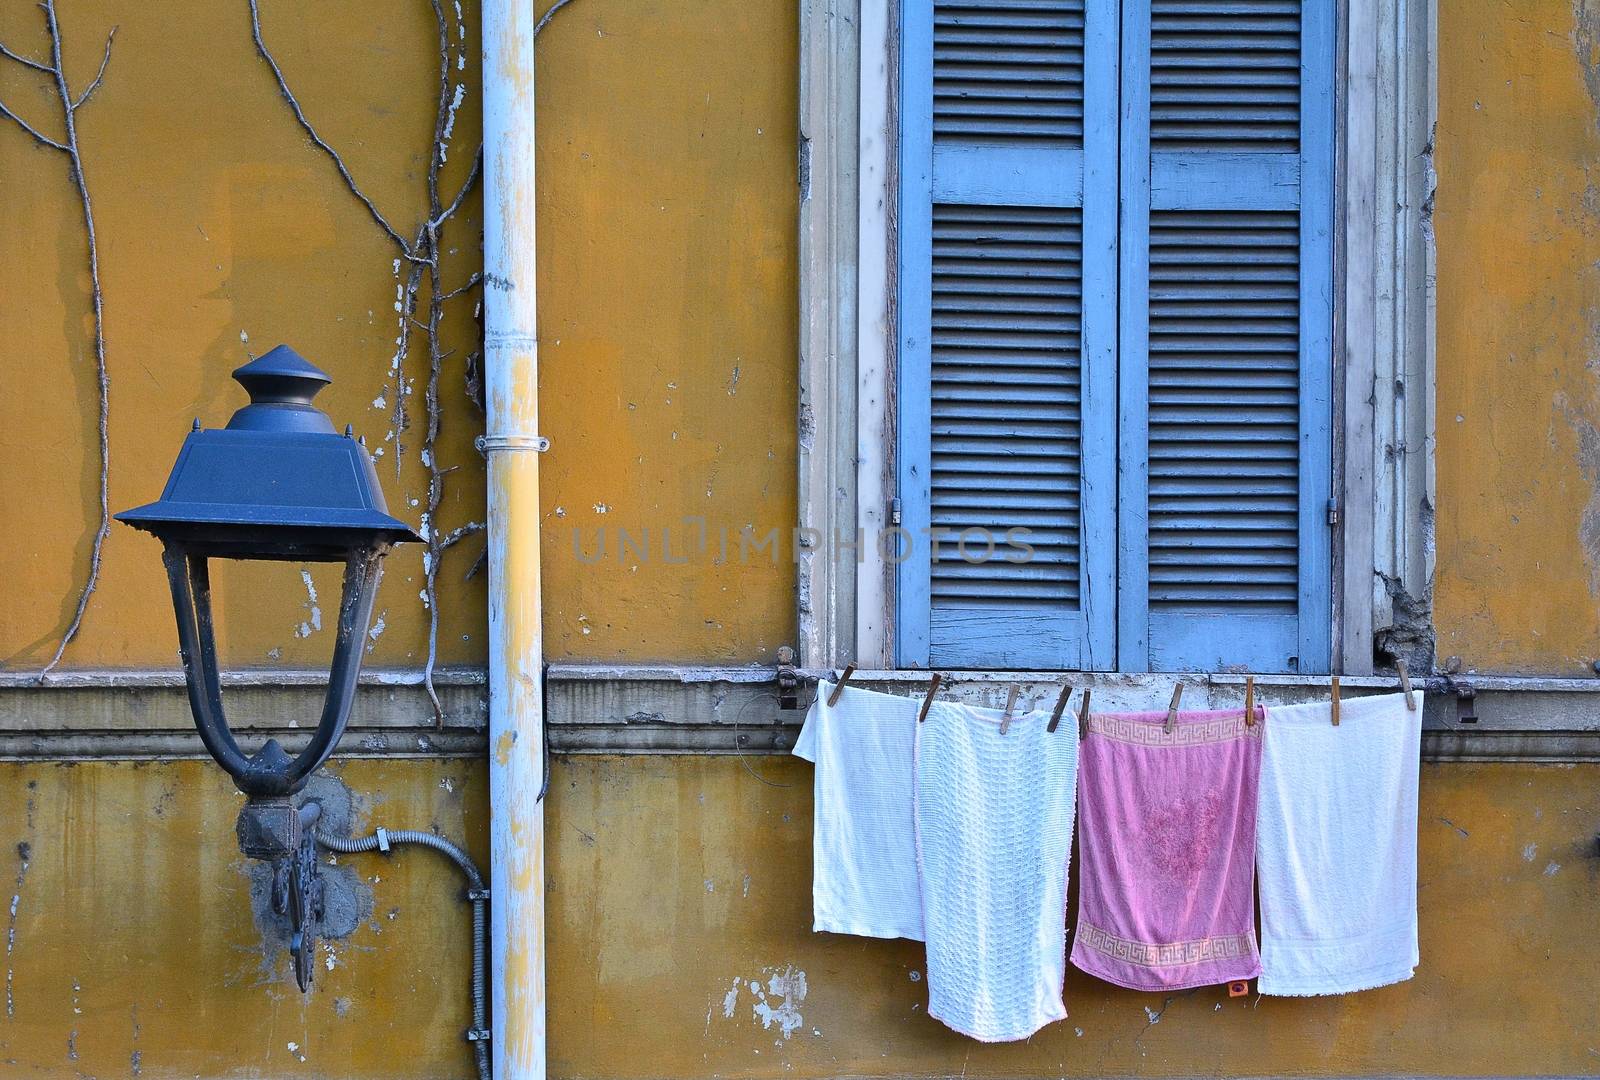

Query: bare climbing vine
[249,0,577,720]
[0,2,117,681]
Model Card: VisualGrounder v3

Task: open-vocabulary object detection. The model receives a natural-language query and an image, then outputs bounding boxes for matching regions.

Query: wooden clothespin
[1396,659,1417,712]
[1330,675,1341,726]
[826,663,856,708]
[1077,689,1093,741]
[1244,675,1256,727]
[917,673,943,723]
[1164,683,1183,734]
[999,684,1019,735]
[1047,683,1073,734]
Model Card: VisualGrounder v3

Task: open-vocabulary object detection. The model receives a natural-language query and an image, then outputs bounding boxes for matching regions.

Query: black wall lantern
[117,344,418,990]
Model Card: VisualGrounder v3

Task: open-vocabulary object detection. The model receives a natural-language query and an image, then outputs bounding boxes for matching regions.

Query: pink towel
[1070,708,1264,991]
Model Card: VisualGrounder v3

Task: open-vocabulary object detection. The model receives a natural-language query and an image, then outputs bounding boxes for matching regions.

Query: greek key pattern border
[1078,922,1256,969]
[1086,712,1260,747]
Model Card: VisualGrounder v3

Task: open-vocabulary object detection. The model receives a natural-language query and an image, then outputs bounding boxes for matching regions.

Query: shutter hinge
[889,497,902,526]
[1326,498,1340,527]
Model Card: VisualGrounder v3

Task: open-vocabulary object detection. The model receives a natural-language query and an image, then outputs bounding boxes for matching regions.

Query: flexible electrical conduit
[317,828,490,1080]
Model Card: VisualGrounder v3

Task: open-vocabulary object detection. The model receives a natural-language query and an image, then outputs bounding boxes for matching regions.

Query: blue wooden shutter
[1117,0,1334,673]
[897,0,1118,670]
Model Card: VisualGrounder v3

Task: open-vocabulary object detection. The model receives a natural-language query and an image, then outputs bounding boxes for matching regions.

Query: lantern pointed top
[227,345,336,434]
[232,345,332,405]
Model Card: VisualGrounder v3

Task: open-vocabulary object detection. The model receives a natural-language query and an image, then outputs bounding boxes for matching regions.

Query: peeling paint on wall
[5,780,35,1022]
[1375,573,1435,672]
[295,566,324,639]
[715,966,809,1043]
[6,839,30,1019]
[752,966,808,1041]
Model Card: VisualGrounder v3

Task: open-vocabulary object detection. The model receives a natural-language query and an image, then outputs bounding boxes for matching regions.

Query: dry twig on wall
[249,0,589,721]
[248,0,580,721]
[0,1,117,681]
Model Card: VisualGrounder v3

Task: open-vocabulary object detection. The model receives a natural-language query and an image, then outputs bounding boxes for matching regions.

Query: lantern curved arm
[162,545,259,786]
[285,548,384,787]
[163,546,385,797]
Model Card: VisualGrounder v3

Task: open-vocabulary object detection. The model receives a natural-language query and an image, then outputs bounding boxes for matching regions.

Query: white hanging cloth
[793,680,924,940]
[915,699,1079,1041]
[1256,692,1423,995]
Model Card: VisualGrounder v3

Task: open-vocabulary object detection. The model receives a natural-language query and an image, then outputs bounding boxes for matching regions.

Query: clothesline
[781,667,1418,687]
[825,661,1419,729]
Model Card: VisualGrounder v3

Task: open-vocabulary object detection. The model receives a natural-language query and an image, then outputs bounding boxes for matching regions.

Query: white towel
[1256,691,1423,996]
[793,681,923,940]
[915,699,1079,1041]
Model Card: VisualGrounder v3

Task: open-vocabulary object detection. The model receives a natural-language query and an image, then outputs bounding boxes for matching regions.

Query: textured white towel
[915,699,1079,1041]
[793,681,923,940]
[1256,692,1423,996]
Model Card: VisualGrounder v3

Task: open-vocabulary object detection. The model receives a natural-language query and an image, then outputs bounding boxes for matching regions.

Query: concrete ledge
[0,728,488,760]
[1,666,486,729]
[4,665,1600,761]
[0,667,488,760]
[543,665,1600,761]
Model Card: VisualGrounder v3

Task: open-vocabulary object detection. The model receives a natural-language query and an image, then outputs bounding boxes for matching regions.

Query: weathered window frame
[797,0,1438,679]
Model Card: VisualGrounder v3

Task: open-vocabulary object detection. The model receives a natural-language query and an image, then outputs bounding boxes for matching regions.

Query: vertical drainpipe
[481,2,546,1079]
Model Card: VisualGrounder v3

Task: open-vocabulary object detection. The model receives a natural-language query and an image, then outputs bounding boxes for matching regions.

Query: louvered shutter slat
[930,206,1086,615]
[900,0,1117,669]
[1150,0,1303,153]
[934,0,1087,145]
[1119,0,1333,673]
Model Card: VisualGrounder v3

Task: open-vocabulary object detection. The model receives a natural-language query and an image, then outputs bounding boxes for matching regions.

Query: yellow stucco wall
[0,0,488,670]
[1434,0,1600,673]
[545,758,1600,1079]
[535,0,799,664]
[4,757,1596,1078]
[0,759,490,1079]
[0,0,797,674]
[6,0,1600,1078]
